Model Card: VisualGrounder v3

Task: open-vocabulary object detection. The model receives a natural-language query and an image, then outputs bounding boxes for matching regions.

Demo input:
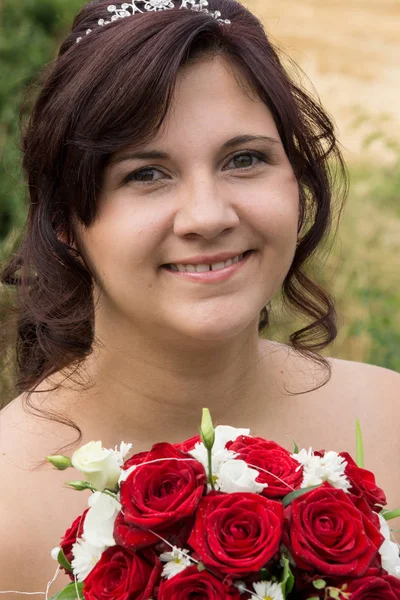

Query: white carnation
[160,546,192,579]
[71,537,106,581]
[113,441,133,466]
[83,491,120,548]
[292,448,351,492]
[378,513,400,578]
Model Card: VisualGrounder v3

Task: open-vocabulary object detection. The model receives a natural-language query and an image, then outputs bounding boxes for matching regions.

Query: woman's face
[75,56,300,342]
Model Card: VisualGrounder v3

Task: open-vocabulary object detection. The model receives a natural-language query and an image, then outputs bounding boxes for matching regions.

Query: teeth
[196,264,210,273]
[170,252,247,273]
[211,262,225,271]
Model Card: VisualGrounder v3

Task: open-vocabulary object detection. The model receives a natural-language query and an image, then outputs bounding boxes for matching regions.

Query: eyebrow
[109,135,281,164]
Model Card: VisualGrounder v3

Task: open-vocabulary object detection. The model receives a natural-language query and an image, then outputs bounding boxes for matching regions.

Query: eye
[224,151,267,170]
[124,167,166,184]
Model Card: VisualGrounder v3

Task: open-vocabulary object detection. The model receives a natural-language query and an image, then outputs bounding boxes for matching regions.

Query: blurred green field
[1,0,399,407]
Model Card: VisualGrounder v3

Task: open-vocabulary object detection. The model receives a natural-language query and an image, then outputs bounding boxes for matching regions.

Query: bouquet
[45,409,400,599]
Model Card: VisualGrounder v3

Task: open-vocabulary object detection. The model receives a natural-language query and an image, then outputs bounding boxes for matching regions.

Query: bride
[0,0,399,594]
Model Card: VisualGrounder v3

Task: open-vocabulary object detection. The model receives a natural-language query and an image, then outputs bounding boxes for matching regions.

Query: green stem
[207,448,215,491]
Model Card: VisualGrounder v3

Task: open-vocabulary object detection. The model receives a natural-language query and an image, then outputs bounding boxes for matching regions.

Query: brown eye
[125,167,165,184]
[225,151,266,171]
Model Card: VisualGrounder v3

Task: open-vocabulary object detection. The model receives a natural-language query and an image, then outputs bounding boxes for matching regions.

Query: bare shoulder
[0,393,86,595]
[328,353,400,388]
[260,342,400,510]
[325,354,400,420]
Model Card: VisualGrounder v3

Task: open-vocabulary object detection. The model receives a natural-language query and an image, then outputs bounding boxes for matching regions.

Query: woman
[0,0,399,594]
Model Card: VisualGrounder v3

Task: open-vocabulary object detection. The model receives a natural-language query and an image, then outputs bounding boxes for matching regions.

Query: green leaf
[313,579,327,590]
[282,485,321,508]
[48,582,84,600]
[57,548,72,572]
[329,590,341,599]
[355,418,364,468]
[280,555,294,596]
[307,597,320,600]
[292,440,299,454]
[383,508,400,521]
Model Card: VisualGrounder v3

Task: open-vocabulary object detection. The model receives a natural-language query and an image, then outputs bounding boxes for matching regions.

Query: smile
[167,252,248,273]
[162,250,254,283]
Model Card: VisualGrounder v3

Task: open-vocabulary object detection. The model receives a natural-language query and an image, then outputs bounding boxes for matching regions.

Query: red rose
[158,565,240,599]
[60,508,89,580]
[122,450,150,471]
[346,575,400,599]
[115,443,207,550]
[174,435,201,453]
[83,546,161,600]
[188,492,283,576]
[284,484,384,577]
[340,452,387,511]
[227,436,303,499]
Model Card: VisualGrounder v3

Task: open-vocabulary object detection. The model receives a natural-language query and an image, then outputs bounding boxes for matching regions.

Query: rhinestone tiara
[76,0,231,43]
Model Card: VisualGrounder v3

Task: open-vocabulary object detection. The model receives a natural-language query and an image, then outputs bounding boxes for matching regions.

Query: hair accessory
[76,0,231,42]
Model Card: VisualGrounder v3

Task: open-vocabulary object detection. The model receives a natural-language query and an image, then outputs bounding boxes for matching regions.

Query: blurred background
[0,0,399,405]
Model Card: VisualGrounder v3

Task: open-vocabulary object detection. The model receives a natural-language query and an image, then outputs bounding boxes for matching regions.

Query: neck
[50,321,284,448]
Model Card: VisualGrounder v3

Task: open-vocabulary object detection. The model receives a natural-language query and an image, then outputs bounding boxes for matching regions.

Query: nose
[173,174,240,240]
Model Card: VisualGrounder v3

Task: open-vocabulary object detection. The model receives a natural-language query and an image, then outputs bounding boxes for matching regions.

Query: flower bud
[200,408,215,451]
[66,480,94,491]
[46,455,72,470]
[51,547,61,561]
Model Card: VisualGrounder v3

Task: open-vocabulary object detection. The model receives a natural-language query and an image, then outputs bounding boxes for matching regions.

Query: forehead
[148,55,279,149]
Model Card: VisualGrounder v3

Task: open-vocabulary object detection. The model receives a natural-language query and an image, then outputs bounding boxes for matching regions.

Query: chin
[173,311,259,343]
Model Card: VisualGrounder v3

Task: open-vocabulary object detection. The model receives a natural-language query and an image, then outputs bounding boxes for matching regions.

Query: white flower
[71,440,129,492]
[160,546,192,579]
[217,460,267,494]
[113,441,133,466]
[71,537,106,581]
[292,448,351,492]
[189,425,256,492]
[210,425,250,454]
[378,513,400,578]
[251,580,284,600]
[83,491,120,548]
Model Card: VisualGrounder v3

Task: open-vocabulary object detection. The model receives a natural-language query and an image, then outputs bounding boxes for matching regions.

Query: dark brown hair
[0,0,348,447]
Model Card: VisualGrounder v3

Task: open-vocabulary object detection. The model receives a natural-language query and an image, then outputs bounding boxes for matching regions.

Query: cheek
[83,205,170,276]
[245,174,300,243]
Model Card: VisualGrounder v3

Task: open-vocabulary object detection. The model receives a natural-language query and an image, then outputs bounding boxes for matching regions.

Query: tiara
[76,0,231,42]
